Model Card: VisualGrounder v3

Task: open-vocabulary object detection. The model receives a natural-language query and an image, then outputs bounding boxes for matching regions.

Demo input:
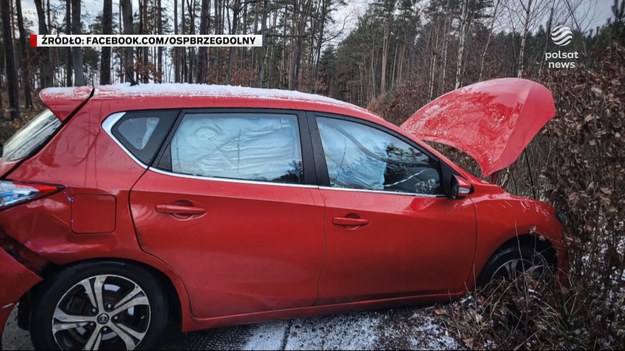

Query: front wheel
[30,261,168,350]
[477,245,552,287]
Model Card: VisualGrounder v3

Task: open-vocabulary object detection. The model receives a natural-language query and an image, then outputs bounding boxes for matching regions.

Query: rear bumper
[0,249,41,347]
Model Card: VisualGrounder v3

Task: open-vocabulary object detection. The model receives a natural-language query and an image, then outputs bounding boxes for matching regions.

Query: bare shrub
[446,45,625,350]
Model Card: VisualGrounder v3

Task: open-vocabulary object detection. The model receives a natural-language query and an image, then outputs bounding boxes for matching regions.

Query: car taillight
[0,180,62,210]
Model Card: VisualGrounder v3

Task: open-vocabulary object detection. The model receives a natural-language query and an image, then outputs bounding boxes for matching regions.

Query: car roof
[40,84,384,123]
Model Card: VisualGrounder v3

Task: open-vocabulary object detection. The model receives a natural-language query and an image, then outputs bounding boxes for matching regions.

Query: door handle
[155,204,206,216]
[332,216,369,227]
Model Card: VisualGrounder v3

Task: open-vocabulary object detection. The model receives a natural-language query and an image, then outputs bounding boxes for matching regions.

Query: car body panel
[466,182,569,287]
[316,189,476,304]
[129,169,326,318]
[181,290,466,331]
[0,160,18,179]
[39,86,93,121]
[401,78,556,177]
[0,248,42,345]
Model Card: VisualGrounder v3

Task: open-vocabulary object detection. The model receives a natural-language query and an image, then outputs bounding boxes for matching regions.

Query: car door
[310,114,477,304]
[128,109,325,318]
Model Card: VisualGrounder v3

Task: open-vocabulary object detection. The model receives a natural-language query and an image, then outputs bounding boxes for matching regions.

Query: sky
[19,0,618,40]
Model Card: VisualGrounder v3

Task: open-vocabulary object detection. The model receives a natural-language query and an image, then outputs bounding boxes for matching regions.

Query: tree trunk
[268,8,278,88]
[34,0,53,88]
[65,0,72,86]
[143,0,149,83]
[517,0,533,78]
[479,0,501,80]
[46,0,51,33]
[1,0,19,119]
[15,0,32,107]
[196,0,210,83]
[0,59,3,112]
[280,6,289,88]
[121,0,134,82]
[214,0,222,83]
[258,0,268,87]
[380,19,389,94]
[439,0,450,95]
[100,0,113,85]
[71,0,85,86]
[174,0,179,82]
[538,3,553,75]
[289,0,310,90]
[398,44,405,83]
[139,0,149,83]
[312,0,328,93]
[251,2,259,73]
[157,0,163,82]
[181,0,187,82]
[241,0,248,81]
[370,47,376,98]
[226,0,241,84]
[186,0,197,83]
[455,0,469,89]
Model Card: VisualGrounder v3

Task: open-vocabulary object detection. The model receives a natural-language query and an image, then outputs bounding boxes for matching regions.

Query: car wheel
[30,261,168,350]
[477,244,552,287]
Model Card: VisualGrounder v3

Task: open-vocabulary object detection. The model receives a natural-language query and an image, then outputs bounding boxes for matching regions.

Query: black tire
[30,261,168,350]
[477,244,552,287]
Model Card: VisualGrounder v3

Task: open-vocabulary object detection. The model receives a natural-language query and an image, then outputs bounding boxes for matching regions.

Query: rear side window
[160,112,304,184]
[110,110,179,165]
[1,109,61,162]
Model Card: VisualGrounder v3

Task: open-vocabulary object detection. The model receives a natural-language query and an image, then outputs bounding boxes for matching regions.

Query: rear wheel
[30,261,168,350]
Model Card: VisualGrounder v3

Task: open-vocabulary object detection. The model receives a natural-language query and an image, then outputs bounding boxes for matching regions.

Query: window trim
[153,108,317,186]
[308,112,447,197]
[149,166,320,189]
[103,112,148,169]
[103,110,181,169]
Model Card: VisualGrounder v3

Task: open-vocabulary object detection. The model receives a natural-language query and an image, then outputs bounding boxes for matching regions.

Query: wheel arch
[472,233,557,287]
[19,257,183,335]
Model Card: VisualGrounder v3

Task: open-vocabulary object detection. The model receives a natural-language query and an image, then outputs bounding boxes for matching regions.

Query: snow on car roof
[40,83,384,121]
[92,83,377,115]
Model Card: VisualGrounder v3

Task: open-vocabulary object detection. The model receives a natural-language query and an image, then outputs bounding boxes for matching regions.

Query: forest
[0,0,619,117]
[1,0,625,349]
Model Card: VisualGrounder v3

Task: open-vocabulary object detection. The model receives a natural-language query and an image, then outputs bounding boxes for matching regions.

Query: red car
[0,78,567,350]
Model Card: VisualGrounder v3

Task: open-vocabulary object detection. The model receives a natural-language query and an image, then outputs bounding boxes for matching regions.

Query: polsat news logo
[545,25,578,69]
[551,25,573,46]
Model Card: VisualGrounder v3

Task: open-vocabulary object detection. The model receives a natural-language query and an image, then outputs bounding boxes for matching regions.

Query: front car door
[311,115,477,304]
[126,109,325,318]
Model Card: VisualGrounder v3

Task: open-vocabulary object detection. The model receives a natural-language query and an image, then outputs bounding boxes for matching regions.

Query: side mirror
[449,175,472,199]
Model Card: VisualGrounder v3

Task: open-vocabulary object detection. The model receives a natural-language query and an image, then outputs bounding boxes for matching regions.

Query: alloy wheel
[492,257,548,281]
[51,274,151,350]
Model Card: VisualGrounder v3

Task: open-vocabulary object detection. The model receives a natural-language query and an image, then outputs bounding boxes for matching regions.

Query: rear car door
[311,115,477,304]
[120,109,325,318]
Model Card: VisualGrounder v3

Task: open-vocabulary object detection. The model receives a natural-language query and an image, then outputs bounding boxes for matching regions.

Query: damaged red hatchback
[0,78,568,350]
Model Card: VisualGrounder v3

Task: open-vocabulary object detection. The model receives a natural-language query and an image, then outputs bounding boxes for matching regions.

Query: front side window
[317,117,441,195]
[168,113,303,184]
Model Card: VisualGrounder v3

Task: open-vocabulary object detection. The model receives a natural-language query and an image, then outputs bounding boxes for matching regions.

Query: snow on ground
[244,313,380,350]
[3,306,461,350]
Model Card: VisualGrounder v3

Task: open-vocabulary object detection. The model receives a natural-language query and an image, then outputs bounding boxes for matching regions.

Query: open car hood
[401,78,556,177]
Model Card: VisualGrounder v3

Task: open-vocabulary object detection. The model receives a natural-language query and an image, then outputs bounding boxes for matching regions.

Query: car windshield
[1,109,61,162]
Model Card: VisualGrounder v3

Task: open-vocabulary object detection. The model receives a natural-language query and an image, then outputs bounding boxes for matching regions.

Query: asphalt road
[2,305,460,350]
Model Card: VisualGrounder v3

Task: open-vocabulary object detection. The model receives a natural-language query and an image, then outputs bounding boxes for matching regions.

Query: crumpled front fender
[0,249,42,349]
